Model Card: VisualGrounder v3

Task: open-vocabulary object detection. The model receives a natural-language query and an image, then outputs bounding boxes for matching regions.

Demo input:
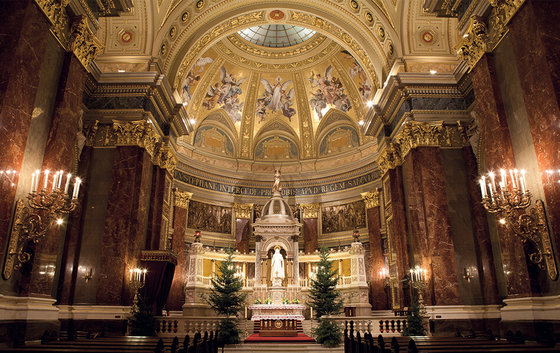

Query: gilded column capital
[174,189,193,209]
[376,121,469,175]
[69,16,103,71]
[300,203,320,219]
[154,142,177,173]
[233,203,253,219]
[361,189,381,209]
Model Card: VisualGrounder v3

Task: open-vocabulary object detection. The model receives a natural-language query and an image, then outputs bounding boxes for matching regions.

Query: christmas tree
[309,247,343,347]
[129,294,156,336]
[207,250,247,344]
[402,298,426,336]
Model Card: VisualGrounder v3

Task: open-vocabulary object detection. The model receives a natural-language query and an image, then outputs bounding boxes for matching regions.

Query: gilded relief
[181,54,215,106]
[187,200,232,234]
[308,65,352,120]
[321,200,366,234]
[338,50,372,102]
[256,76,296,123]
[254,135,298,160]
[203,66,246,123]
[319,126,359,156]
[193,126,234,157]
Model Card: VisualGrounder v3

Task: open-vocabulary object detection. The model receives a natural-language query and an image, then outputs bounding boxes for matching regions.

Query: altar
[249,304,305,337]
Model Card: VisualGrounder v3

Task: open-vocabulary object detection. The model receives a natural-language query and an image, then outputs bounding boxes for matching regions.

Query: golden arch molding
[169,7,388,91]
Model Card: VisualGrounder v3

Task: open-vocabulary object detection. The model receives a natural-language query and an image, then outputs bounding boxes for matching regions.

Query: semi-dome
[261,193,294,222]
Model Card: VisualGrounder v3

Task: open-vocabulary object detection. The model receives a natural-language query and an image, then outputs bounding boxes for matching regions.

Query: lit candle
[33,170,40,192]
[488,182,494,201]
[509,170,517,189]
[129,269,133,282]
[520,170,527,194]
[43,170,50,189]
[64,173,71,194]
[488,172,496,193]
[52,171,59,191]
[500,169,507,189]
[479,177,487,198]
[57,170,63,189]
[72,177,82,199]
[31,172,36,193]
[410,269,414,281]
[142,268,147,282]
[423,269,427,281]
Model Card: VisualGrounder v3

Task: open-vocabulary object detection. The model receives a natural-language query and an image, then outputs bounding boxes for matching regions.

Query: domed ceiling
[179,25,375,163]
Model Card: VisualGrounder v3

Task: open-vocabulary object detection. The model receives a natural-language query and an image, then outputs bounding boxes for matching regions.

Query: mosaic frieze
[321,200,366,234]
[187,200,232,234]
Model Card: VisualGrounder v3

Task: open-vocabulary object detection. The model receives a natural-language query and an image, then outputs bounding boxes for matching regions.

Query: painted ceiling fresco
[180,31,373,161]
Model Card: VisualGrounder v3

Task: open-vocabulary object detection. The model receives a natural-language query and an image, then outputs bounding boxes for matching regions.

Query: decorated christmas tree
[129,295,156,336]
[308,247,343,347]
[402,298,426,336]
[207,250,247,344]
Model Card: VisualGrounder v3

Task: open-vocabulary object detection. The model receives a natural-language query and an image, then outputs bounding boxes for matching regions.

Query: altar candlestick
[479,177,487,198]
[520,170,527,194]
[43,170,50,189]
[64,173,71,194]
[510,170,517,189]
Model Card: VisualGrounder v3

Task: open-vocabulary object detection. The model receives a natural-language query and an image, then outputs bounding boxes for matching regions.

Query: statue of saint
[272,169,282,194]
[270,247,285,286]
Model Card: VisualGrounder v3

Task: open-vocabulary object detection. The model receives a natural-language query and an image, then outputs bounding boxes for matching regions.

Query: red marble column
[471,55,532,297]
[366,205,387,309]
[57,147,93,305]
[235,218,251,254]
[96,146,153,305]
[147,167,171,250]
[20,54,86,296]
[0,1,50,261]
[303,218,318,254]
[403,147,461,305]
[167,204,188,311]
[463,147,500,305]
[385,167,409,308]
[509,0,560,253]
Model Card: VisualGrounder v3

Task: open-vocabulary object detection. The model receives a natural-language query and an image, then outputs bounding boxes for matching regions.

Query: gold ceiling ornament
[233,203,254,219]
[294,72,314,158]
[239,73,260,159]
[300,203,320,219]
[69,16,104,72]
[361,189,381,209]
[34,1,102,72]
[84,120,177,172]
[457,0,525,69]
[174,11,266,89]
[174,189,193,209]
[376,121,470,175]
[456,16,489,69]
[226,33,328,59]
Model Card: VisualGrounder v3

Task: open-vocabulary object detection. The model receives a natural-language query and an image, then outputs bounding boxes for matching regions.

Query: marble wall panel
[235,218,250,254]
[167,206,188,311]
[471,54,532,297]
[96,146,153,305]
[509,0,560,267]
[147,167,167,250]
[303,218,318,254]
[0,2,50,271]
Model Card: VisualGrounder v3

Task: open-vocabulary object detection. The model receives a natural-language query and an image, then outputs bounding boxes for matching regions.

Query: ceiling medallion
[421,30,435,44]
[195,0,205,11]
[269,10,285,21]
[349,0,360,12]
[365,12,374,25]
[120,30,133,44]
[169,26,177,39]
[181,11,190,23]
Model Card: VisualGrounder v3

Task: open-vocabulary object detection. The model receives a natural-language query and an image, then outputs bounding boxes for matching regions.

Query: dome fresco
[238,25,316,48]
[179,35,375,164]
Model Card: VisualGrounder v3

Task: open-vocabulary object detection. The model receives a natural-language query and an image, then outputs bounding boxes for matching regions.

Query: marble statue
[272,169,282,193]
[271,247,285,286]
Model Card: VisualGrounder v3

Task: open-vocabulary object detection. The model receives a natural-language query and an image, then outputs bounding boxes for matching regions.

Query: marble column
[463,147,500,304]
[0,1,50,263]
[471,54,532,297]
[20,54,86,297]
[362,189,387,309]
[301,203,319,254]
[166,190,192,311]
[233,203,253,254]
[509,0,560,253]
[147,166,172,250]
[96,146,153,305]
[402,147,460,305]
[383,167,409,308]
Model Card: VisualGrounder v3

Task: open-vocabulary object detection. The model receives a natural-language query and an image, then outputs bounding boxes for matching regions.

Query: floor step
[225,343,343,353]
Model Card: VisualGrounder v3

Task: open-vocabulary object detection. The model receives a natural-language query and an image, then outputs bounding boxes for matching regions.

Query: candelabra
[129,267,147,312]
[479,169,557,280]
[0,169,18,187]
[409,265,427,310]
[2,170,82,280]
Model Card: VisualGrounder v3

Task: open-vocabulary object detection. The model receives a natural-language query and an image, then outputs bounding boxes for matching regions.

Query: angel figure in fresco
[203,66,246,123]
[308,65,352,120]
[181,56,214,106]
[343,50,372,101]
[256,76,296,123]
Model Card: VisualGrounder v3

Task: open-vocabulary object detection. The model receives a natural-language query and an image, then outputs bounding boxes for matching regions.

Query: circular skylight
[238,25,316,48]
